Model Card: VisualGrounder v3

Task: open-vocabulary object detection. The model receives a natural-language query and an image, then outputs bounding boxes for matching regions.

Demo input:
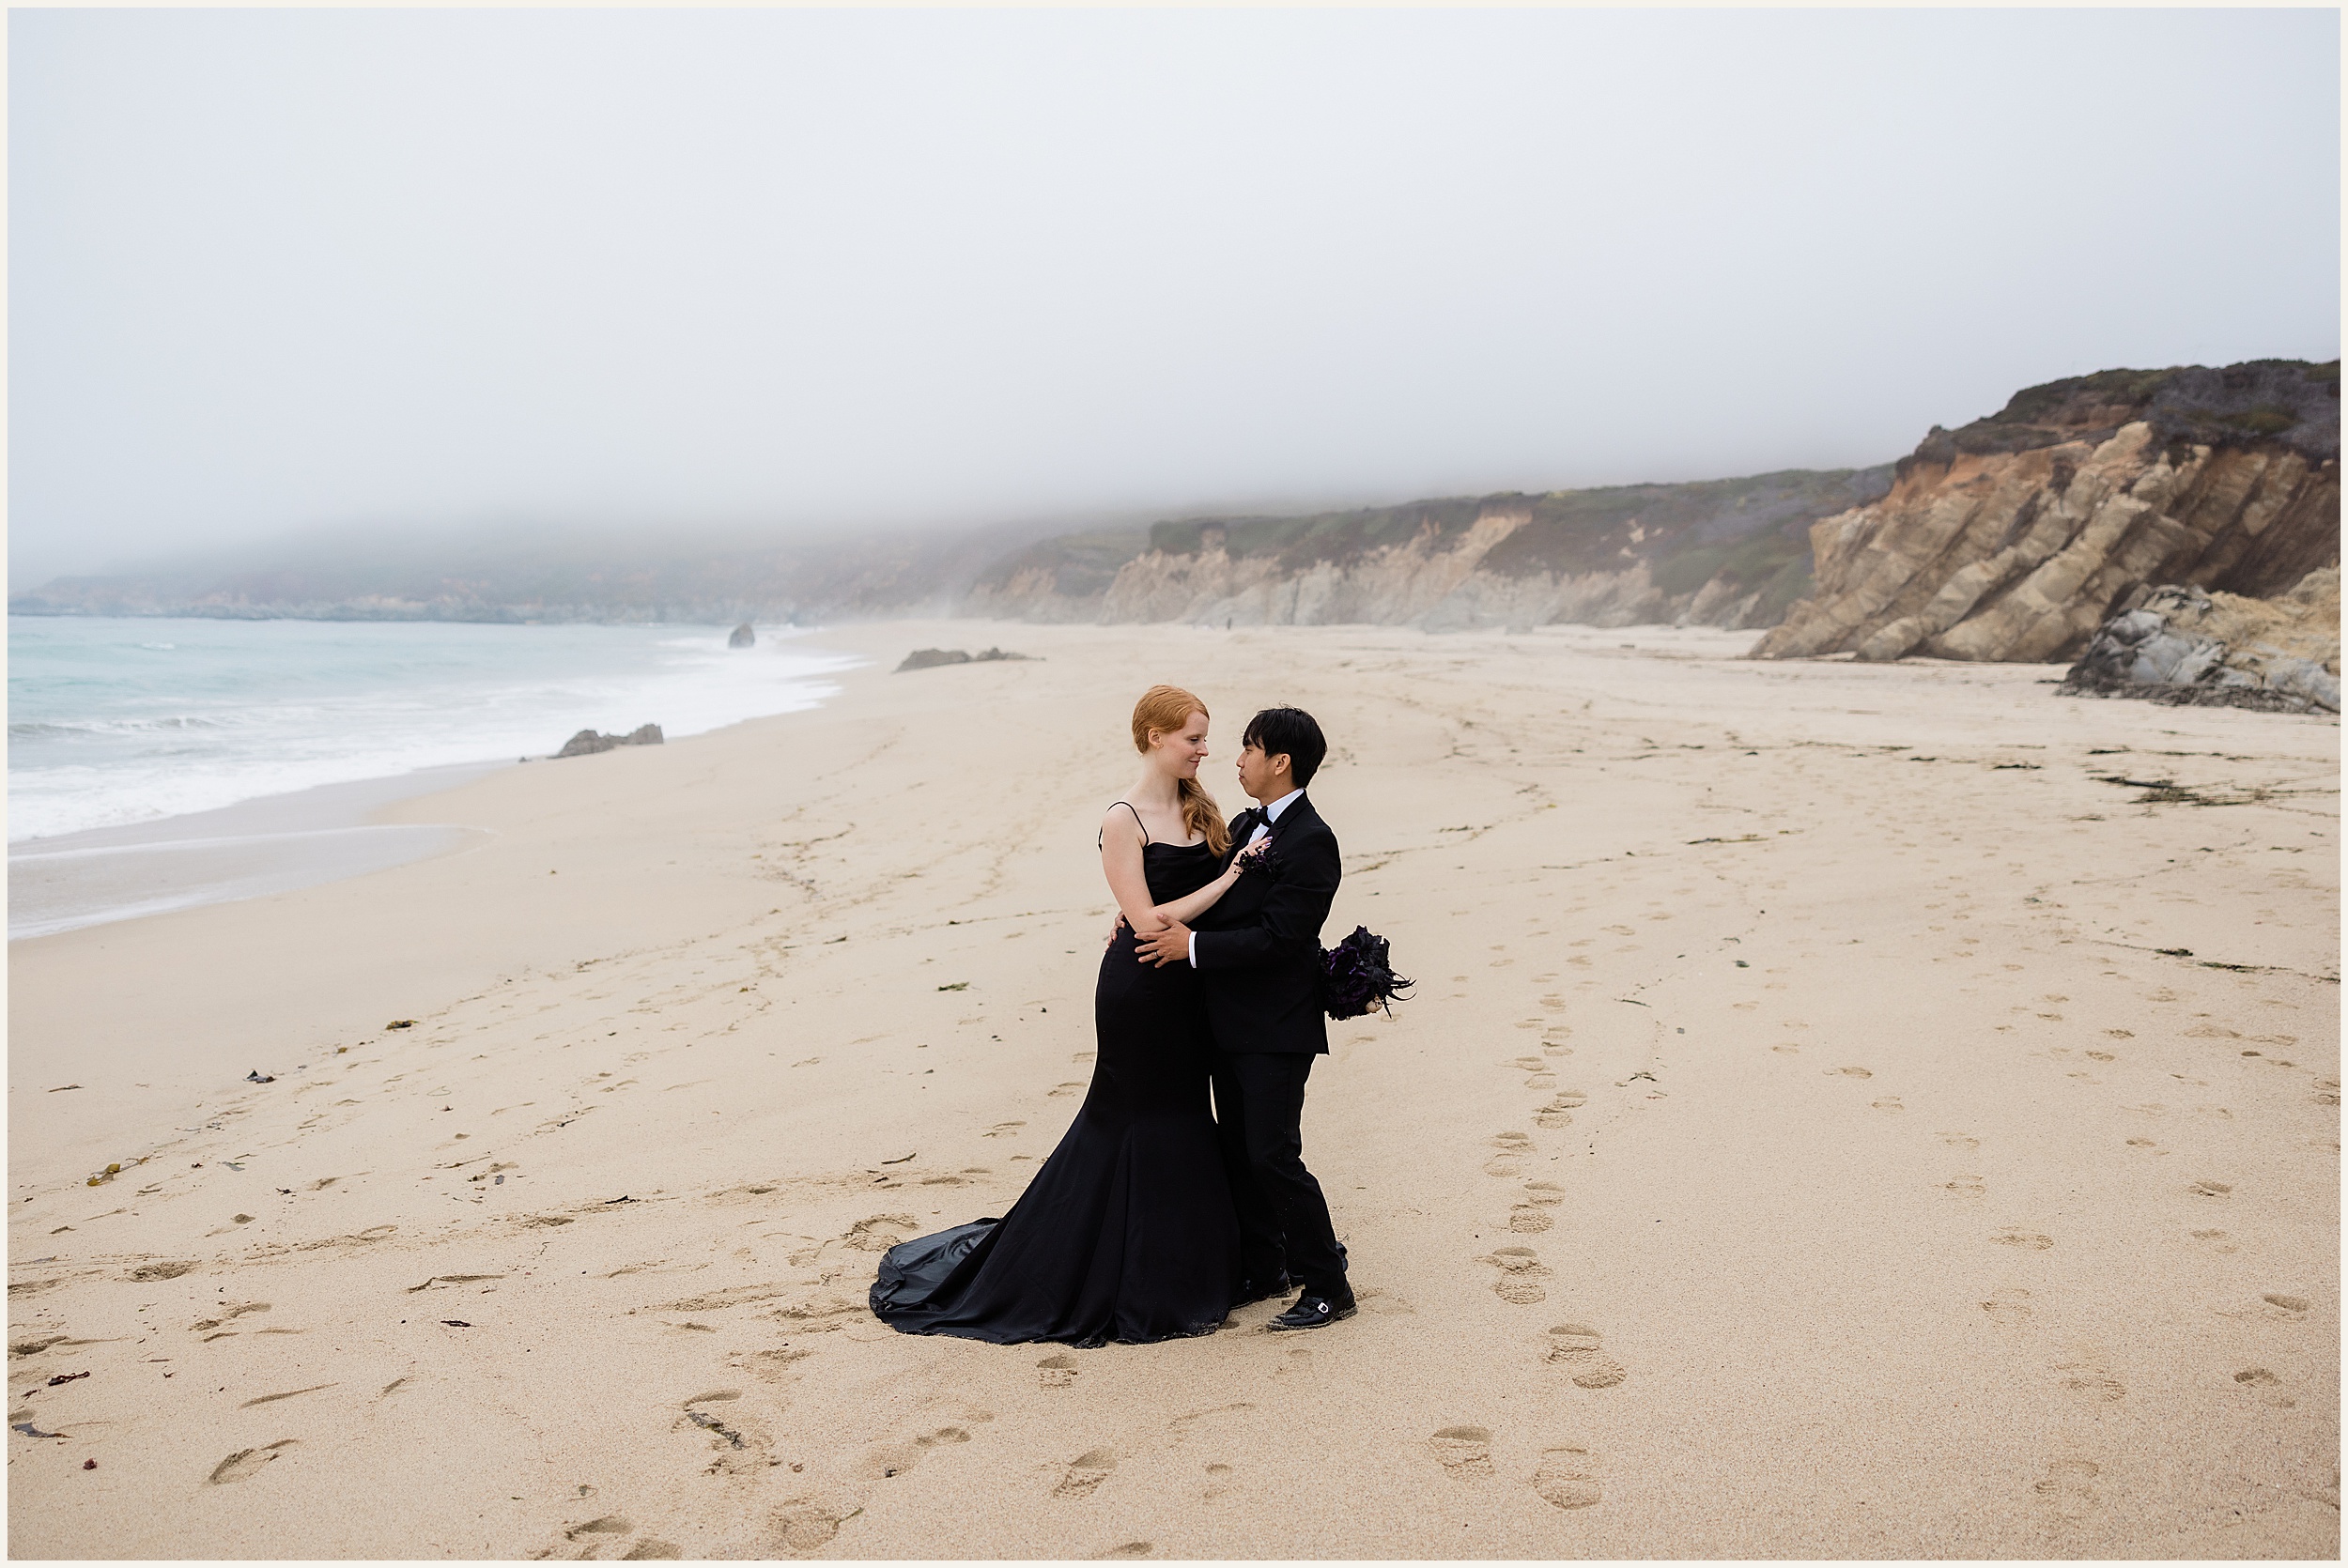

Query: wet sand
[8,763,505,941]
[8,619,2338,1558]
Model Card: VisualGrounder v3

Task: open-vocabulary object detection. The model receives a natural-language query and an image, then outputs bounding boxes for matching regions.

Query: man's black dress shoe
[1267,1291,1356,1331]
[1236,1273,1294,1308]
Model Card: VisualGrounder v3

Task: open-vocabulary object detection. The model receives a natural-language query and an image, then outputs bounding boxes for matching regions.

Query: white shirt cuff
[1188,930,1197,968]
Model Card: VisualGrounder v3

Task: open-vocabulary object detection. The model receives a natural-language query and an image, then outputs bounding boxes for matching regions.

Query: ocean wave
[8,619,861,841]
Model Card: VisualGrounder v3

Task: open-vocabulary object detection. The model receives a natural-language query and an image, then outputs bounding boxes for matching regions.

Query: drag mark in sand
[207,1438,297,1483]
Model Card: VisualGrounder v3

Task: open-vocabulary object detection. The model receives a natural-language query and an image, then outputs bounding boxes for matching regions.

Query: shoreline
[6,618,867,940]
[8,618,2335,1558]
[7,761,510,942]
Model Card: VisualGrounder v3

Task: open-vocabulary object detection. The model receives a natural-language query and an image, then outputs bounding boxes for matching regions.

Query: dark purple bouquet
[1321,926,1413,1021]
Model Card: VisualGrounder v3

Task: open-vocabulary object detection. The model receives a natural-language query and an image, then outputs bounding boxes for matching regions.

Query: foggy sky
[11,8,2340,589]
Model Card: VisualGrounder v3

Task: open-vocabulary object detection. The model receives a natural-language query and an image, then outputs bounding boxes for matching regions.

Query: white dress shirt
[1190,787,1303,967]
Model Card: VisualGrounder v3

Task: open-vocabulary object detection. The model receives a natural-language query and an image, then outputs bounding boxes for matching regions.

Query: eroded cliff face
[1084,511,1790,631]
[1097,506,1527,625]
[973,467,1892,632]
[1754,361,2340,663]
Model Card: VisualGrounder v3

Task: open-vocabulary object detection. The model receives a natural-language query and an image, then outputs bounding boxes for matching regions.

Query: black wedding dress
[870,838,1244,1346]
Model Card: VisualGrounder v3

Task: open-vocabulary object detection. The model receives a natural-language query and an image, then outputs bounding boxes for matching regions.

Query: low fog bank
[6,512,1142,626]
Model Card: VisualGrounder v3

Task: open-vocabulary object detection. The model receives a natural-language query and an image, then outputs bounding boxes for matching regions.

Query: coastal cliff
[965,469,1892,632]
[1753,361,2340,664]
[17,361,2334,649]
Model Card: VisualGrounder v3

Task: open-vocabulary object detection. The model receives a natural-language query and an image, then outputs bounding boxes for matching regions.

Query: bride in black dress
[870,684,1261,1346]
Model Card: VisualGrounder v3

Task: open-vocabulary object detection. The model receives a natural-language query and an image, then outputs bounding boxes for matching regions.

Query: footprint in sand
[1829,1067,1873,1079]
[2188,1229,2237,1254]
[1939,1132,1981,1151]
[1054,1448,1117,1499]
[207,1439,297,1484]
[1982,1286,2033,1327]
[2232,1368,2295,1408]
[1428,1425,1493,1478]
[1047,1083,1086,1099]
[1202,1463,1235,1500]
[1507,1204,1553,1234]
[741,1348,813,1384]
[1769,1044,1799,1053]
[564,1515,633,1543]
[1535,1092,1585,1131]
[2053,1348,2126,1403]
[1037,1354,1079,1390]
[983,1122,1026,1139]
[1871,1097,1905,1114]
[1994,1229,2054,1252]
[2187,1178,2232,1199]
[1091,1544,1152,1560]
[2262,1294,2309,1317]
[865,1425,970,1479]
[770,1499,853,1556]
[2126,1138,2167,1157]
[1941,1176,1985,1200]
[2031,1458,2102,1523]
[1543,1324,1627,1389]
[1531,1446,1602,1510]
[842,1215,916,1251]
[1481,1248,1551,1303]
[1486,1131,1533,1177]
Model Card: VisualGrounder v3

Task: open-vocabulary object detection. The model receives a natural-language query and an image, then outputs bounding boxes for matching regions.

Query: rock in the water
[1753,360,2340,665]
[2061,569,2340,714]
[895,647,1034,672]
[555,724,666,758]
[728,622,755,649]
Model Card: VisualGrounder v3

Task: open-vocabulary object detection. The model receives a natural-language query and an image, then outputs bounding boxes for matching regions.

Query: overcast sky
[11,8,2340,587]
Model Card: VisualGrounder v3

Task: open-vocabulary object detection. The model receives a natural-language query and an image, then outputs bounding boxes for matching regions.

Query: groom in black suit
[1136,707,1352,1330]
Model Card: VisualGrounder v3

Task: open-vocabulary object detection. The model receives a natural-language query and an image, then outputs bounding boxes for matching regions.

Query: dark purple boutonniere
[1235,840,1287,882]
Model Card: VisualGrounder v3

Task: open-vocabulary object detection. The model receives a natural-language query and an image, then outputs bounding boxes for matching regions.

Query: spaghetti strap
[1099,799,1150,850]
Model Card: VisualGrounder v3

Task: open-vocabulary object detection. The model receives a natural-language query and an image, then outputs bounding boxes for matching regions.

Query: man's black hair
[1243,706,1328,788]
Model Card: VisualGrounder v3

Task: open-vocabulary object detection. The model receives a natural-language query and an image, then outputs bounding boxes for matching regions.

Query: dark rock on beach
[556,723,666,758]
[894,647,1036,672]
[728,622,756,648]
[2060,569,2339,714]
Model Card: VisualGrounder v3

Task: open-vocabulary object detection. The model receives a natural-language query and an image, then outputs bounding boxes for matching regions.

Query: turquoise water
[8,618,858,842]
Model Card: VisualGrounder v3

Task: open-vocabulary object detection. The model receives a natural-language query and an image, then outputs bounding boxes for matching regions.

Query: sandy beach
[8,619,2337,1559]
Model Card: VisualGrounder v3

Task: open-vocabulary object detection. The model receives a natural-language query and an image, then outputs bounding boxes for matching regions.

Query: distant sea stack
[729,622,756,648]
[1753,360,2340,664]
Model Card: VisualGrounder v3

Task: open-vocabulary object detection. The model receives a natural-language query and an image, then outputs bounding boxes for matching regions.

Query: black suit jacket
[1192,793,1340,1055]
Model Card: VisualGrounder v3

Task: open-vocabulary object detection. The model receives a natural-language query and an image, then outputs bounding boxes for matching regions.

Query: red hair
[1130,684,1230,856]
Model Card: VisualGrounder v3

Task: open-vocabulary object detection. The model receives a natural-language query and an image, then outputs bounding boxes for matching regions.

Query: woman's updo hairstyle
[1130,684,1231,857]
